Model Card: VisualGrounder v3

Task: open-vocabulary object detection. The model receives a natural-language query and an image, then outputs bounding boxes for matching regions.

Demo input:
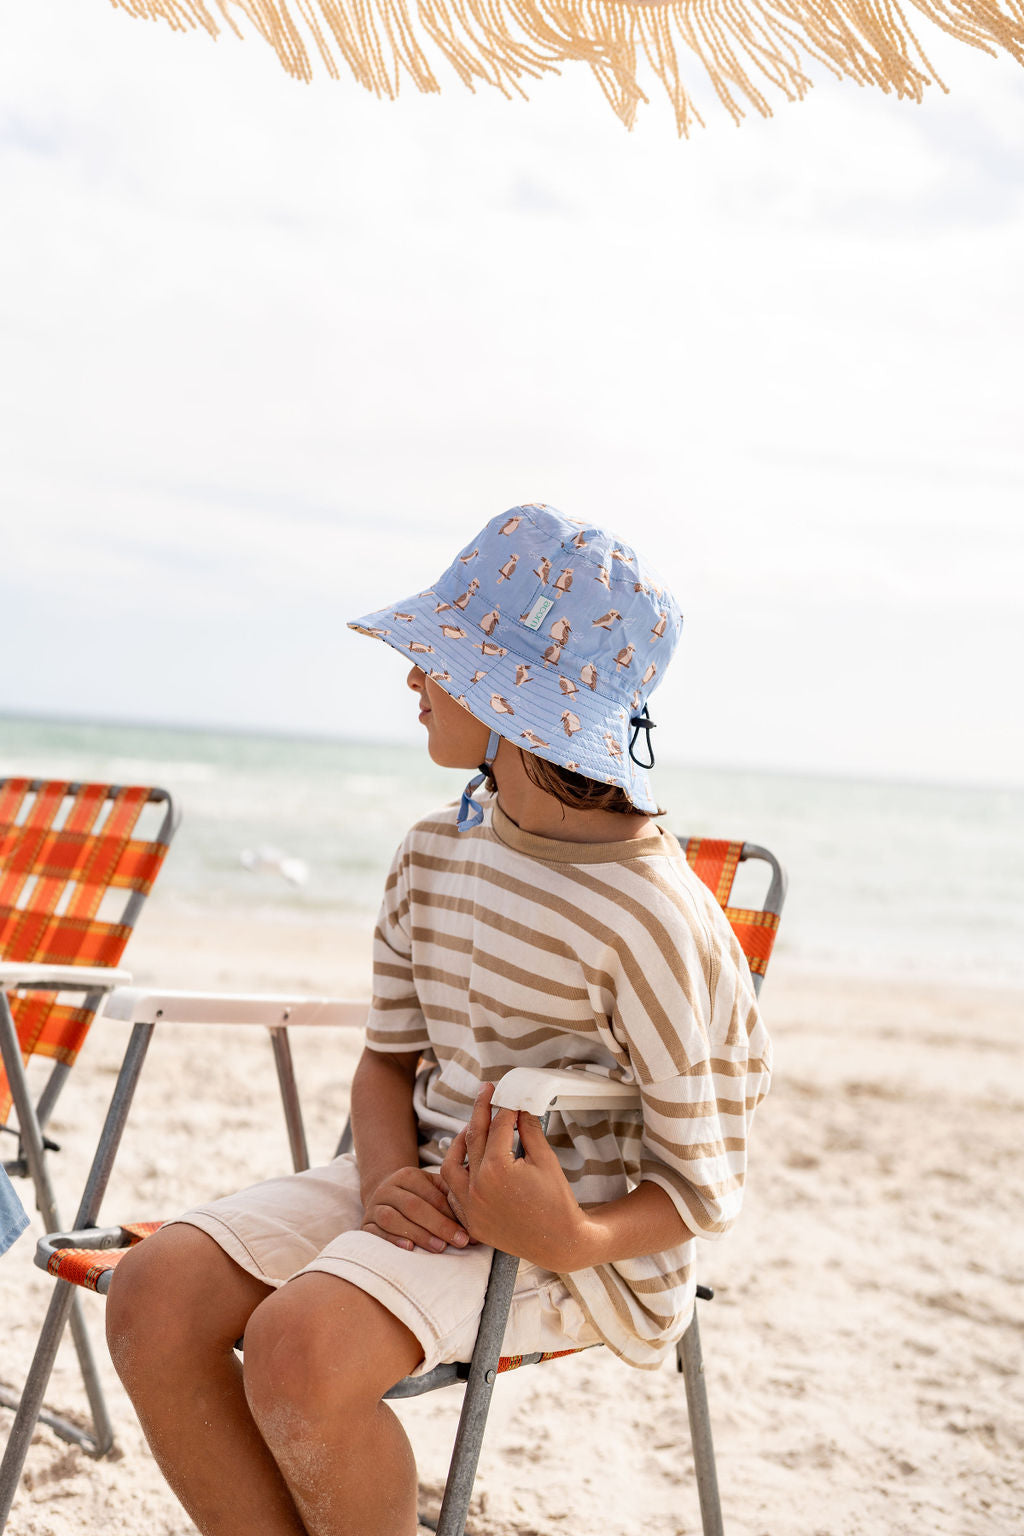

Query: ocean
[2,714,1022,992]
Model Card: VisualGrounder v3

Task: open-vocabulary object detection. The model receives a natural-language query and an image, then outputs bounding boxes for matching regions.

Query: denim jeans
[0,1166,29,1257]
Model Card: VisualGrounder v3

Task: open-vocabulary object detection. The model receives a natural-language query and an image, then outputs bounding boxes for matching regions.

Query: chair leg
[433,1248,520,1536]
[0,1015,156,1528]
[0,1281,79,1530]
[268,1027,310,1173]
[66,1288,115,1454]
[678,1312,724,1536]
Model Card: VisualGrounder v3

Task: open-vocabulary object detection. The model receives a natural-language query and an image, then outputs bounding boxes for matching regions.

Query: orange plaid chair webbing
[682,838,780,980]
[0,779,174,1120]
[45,1222,164,1293]
[496,1348,582,1373]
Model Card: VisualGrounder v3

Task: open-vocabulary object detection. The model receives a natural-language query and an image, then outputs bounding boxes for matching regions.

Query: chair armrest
[100,988,369,1031]
[0,962,132,993]
[492,1067,641,1117]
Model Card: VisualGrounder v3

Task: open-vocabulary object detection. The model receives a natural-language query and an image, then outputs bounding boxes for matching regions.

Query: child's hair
[487,751,664,817]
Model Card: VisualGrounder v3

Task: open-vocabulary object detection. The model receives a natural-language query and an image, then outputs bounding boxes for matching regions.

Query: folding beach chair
[0,779,178,1461]
[7,835,785,1536]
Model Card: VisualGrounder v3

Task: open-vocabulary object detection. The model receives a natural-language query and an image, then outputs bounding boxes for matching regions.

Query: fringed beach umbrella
[108,0,1023,132]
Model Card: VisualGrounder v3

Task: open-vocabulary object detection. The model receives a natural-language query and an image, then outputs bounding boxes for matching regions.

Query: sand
[2,907,1022,1536]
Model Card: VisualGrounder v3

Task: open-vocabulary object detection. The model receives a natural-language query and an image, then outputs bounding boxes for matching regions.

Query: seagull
[240,846,309,888]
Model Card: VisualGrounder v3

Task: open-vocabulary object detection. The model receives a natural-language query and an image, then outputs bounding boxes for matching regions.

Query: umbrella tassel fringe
[106,0,1024,130]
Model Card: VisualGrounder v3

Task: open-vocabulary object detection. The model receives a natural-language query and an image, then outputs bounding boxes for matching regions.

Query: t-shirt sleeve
[365,839,432,1055]
[605,884,772,1241]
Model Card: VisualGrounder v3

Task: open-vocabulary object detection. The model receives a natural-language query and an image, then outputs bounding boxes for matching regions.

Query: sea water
[2,714,1022,991]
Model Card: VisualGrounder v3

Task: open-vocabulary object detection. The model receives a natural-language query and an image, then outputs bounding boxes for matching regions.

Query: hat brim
[349,585,660,814]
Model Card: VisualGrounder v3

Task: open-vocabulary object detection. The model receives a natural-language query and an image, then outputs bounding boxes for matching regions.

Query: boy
[107,504,770,1536]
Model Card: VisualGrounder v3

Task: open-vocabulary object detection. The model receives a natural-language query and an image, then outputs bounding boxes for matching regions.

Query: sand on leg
[106,1223,307,1536]
[242,1271,425,1536]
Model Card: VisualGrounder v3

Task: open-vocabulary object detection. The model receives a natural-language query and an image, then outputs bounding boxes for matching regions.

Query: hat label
[522,594,554,631]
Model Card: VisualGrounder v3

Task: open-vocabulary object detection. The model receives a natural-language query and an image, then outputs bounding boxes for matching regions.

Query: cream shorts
[169,1153,601,1377]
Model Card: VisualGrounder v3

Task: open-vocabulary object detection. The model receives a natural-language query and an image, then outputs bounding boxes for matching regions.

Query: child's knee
[106,1225,251,1379]
[242,1274,421,1443]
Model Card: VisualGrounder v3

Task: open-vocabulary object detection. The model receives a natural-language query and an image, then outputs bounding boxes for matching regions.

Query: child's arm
[351,1046,470,1254]
[440,1083,690,1273]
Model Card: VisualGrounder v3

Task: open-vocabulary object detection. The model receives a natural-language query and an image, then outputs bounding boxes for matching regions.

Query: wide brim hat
[348,504,682,814]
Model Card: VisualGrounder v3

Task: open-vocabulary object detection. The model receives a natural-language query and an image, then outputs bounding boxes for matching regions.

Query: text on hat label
[523,595,555,631]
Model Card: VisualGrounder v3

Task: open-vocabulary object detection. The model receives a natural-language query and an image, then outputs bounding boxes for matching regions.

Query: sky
[1,1,1022,788]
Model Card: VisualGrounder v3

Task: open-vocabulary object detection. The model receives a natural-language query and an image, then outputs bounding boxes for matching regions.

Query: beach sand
[2,908,1022,1535]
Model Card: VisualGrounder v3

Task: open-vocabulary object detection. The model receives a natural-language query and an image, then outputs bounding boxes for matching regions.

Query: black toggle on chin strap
[629,708,657,769]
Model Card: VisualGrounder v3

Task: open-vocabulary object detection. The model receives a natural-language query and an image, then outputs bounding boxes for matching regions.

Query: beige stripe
[707,1054,771,1078]
[465,988,591,1029]
[643,1125,738,1163]
[463,1021,592,1054]
[626,1262,694,1294]
[410,927,475,959]
[558,1115,642,1143]
[369,994,422,1014]
[560,1156,631,1182]
[643,1089,748,1118]
[366,1024,430,1046]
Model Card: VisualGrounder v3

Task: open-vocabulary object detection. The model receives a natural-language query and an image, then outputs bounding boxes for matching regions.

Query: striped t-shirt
[366,798,772,1369]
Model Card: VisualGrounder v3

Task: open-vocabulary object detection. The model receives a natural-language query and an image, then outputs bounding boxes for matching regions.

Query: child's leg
[242,1272,425,1536]
[106,1224,306,1536]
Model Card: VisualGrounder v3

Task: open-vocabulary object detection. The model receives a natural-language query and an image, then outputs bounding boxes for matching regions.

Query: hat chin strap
[457,730,501,833]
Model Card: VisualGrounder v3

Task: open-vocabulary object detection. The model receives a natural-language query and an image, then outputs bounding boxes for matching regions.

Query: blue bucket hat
[348,504,683,823]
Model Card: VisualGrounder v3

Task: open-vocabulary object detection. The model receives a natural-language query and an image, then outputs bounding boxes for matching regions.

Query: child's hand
[439,1083,594,1273]
[361,1166,471,1253]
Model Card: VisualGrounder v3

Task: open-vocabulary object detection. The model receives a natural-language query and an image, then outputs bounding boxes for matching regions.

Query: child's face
[407,666,492,769]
